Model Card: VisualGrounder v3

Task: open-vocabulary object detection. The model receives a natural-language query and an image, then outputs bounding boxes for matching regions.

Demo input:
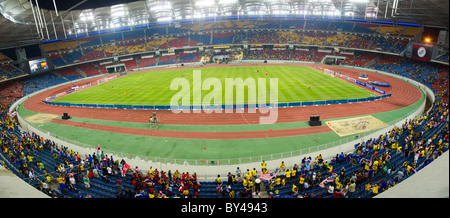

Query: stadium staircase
[364,55,382,68]
[75,66,87,77]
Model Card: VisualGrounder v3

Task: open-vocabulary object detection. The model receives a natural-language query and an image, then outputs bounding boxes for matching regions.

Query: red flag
[122,163,130,175]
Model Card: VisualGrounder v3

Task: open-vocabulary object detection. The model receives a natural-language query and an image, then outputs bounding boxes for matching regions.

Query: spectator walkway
[0,165,49,198]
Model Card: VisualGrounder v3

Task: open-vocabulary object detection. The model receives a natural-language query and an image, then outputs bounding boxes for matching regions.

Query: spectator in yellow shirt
[372,184,379,195]
[215,175,222,185]
[252,168,257,179]
[365,183,372,194]
[275,177,281,187]
[292,184,298,195]
[279,161,286,172]
[248,180,254,189]
[261,161,267,173]
[285,169,291,182]
[298,176,305,191]
[243,178,248,187]
[56,176,64,184]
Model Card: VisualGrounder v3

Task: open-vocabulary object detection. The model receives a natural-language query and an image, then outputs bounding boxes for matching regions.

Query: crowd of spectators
[39,19,417,69]
[0,64,27,81]
[368,54,447,87]
[265,91,448,198]
[0,18,419,82]
[434,52,449,63]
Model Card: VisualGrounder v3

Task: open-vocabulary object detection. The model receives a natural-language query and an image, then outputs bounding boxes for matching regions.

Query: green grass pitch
[52,65,376,105]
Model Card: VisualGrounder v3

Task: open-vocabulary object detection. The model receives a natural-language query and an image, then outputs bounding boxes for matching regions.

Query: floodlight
[349,0,369,3]
[218,0,237,5]
[195,0,215,7]
[157,17,171,22]
[150,3,172,11]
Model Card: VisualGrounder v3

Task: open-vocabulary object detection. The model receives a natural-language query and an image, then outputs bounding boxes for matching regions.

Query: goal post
[324,68,336,77]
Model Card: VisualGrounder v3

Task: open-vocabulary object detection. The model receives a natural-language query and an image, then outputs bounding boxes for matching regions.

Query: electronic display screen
[405,42,434,62]
[29,58,50,74]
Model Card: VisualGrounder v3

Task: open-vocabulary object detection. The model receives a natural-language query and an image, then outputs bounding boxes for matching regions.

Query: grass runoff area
[52,65,376,106]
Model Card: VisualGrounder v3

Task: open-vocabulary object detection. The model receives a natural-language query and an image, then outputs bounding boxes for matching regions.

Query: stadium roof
[0,0,448,48]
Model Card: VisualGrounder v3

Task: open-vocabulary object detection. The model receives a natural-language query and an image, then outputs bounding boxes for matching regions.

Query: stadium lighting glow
[195,0,215,7]
[424,38,431,43]
[308,0,332,3]
[111,4,128,17]
[218,0,237,5]
[247,10,263,15]
[344,11,354,17]
[79,10,95,22]
[272,10,287,15]
[150,3,172,11]
[349,0,369,3]
[266,0,285,3]
[157,17,171,22]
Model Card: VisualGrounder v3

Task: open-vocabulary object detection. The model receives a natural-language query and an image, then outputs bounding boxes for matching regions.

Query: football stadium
[0,0,448,201]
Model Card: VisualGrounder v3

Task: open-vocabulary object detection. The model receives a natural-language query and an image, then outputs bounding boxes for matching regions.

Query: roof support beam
[45,0,88,27]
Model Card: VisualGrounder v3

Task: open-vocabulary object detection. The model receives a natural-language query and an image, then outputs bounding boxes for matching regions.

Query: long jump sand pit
[25,113,59,124]
[326,115,388,137]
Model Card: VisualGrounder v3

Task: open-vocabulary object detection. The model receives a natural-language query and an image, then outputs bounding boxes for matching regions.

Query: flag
[319,175,336,188]
[259,168,279,181]
[95,145,101,150]
[122,163,130,175]
[8,111,17,118]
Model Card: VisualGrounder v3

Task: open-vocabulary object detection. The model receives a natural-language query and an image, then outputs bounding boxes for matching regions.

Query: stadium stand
[138,56,157,68]
[35,19,420,71]
[434,52,449,63]
[0,53,12,63]
[77,63,102,77]
[1,63,27,80]
[0,82,23,107]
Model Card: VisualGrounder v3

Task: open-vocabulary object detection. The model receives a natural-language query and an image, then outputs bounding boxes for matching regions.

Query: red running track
[51,118,332,139]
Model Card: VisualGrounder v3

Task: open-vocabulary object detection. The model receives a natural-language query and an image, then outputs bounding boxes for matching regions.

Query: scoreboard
[28,58,50,74]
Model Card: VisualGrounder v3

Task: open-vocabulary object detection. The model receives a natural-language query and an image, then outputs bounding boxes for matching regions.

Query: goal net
[190,62,204,68]
[324,68,336,77]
